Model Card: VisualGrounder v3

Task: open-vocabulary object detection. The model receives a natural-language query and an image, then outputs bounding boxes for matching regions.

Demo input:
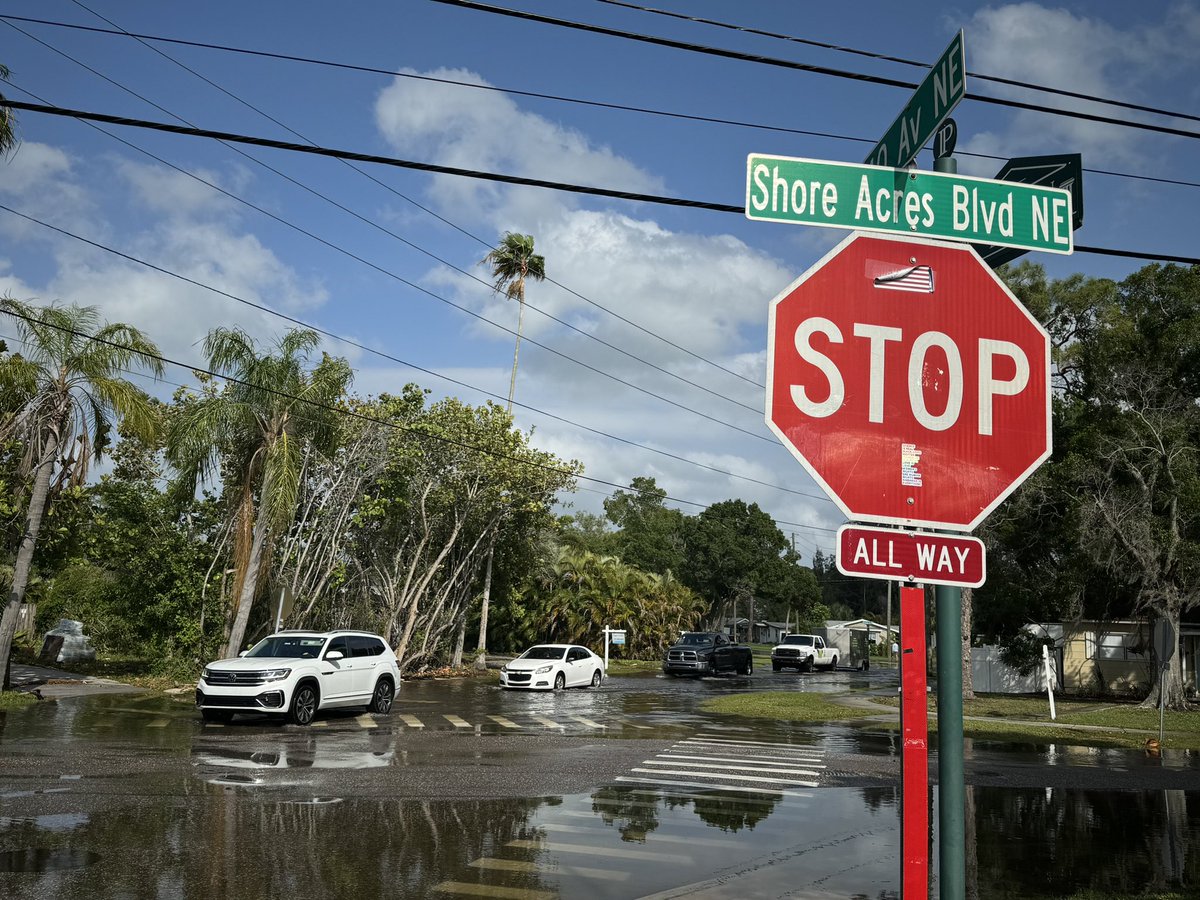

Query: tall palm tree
[474,232,546,669]
[1,63,17,157]
[0,297,163,689]
[166,327,351,658]
[482,232,546,412]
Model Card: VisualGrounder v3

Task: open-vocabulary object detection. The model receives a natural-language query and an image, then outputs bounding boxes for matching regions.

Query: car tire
[554,672,566,691]
[830,656,839,671]
[368,678,394,714]
[804,656,815,673]
[201,709,233,724]
[741,658,753,676]
[772,662,781,672]
[590,669,602,688]
[288,683,319,726]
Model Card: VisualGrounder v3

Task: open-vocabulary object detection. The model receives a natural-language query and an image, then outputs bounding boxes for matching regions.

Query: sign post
[900,585,929,899]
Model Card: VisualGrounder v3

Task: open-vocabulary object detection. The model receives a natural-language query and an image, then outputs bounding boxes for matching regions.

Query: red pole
[900,585,929,898]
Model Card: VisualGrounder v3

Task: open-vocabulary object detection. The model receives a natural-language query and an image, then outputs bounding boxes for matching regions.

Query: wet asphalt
[2,669,1199,898]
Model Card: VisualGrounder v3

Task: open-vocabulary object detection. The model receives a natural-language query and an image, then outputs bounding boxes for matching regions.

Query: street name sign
[746,155,1074,255]
[765,232,1052,532]
[974,154,1084,268]
[836,524,985,587]
[865,30,965,168]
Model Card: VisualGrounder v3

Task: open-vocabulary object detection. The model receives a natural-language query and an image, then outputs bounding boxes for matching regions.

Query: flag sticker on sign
[874,265,934,293]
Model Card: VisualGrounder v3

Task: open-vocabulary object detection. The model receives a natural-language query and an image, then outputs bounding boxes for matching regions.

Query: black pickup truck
[662,632,754,677]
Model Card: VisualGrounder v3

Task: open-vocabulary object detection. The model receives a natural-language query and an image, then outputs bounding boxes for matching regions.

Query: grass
[0,690,38,710]
[606,658,663,675]
[700,691,882,722]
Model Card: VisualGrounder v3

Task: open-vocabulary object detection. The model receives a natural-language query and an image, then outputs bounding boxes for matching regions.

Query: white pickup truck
[770,633,838,673]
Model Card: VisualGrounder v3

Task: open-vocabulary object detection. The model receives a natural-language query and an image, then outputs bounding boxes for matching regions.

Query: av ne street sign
[746,155,1074,255]
[865,30,965,169]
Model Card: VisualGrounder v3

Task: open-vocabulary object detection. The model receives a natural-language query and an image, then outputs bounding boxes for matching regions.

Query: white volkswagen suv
[196,630,400,725]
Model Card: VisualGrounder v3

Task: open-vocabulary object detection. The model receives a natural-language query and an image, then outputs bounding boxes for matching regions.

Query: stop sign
[766,232,1051,532]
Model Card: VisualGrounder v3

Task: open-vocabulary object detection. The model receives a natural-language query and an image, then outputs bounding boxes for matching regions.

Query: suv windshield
[782,635,815,646]
[245,635,326,659]
[678,634,714,646]
[520,646,567,660]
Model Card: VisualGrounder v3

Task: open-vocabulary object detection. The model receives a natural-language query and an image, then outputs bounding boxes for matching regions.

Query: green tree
[481,231,546,411]
[0,298,162,689]
[603,476,686,575]
[0,63,17,156]
[166,327,351,658]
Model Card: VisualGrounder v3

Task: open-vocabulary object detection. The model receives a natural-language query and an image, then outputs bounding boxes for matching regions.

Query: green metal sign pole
[936,583,965,900]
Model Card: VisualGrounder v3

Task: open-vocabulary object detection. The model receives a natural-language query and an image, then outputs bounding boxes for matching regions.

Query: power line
[0,305,841,535]
[431,0,1200,142]
[0,202,838,506]
[6,98,1199,266]
[5,13,1198,194]
[51,2,761,392]
[589,0,1200,127]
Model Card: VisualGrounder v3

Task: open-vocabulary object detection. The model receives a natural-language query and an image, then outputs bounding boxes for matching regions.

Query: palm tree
[474,232,545,670]
[481,232,546,411]
[0,297,163,690]
[166,327,351,658]
[1,63,17,157]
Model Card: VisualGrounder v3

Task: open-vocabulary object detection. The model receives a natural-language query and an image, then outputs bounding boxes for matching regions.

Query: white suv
[196,630,400,725]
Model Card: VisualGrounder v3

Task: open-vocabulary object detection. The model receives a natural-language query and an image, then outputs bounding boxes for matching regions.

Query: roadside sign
[836,524,985,587]
[765,233,1052,531]
[865,30,965,168]
[975,154,1084,267]
[933,118,958,160]
[746,155,1074,254]
[1153,619,1176,665]
[611,630,627,646]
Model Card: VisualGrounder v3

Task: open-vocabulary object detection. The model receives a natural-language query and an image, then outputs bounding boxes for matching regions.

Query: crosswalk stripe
[506,839,690,864]
[539,822,729,847]
[532,716,563,729]
[145,718,170,728]
[614,717,652,729]
[487,715,521,729]
[656,754,827,771]
[433,881,555,899]
[570,716,605,729]
[631,767,818,788]
[311,720,328,728]
[692,734,824,749]
[355,715,378,729]
[399,714,424,728]
[444,714,471,728]
[468,857,629,881]
[677,741,825,759]
[672,746,827,763]
[615,775,813,799]
[642,759,822,777]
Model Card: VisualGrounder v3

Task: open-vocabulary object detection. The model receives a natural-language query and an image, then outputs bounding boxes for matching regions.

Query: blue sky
[2,0,1198,562]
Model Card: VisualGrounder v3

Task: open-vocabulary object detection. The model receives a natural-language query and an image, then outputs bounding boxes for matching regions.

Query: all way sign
[746,155,1074,255]
[836,524,986,588]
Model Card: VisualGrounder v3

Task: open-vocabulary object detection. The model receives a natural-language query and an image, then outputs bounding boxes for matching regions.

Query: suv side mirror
[325,650,344,661]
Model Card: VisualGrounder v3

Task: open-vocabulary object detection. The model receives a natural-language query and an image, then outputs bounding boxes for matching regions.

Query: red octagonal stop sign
[766,232,1051,532]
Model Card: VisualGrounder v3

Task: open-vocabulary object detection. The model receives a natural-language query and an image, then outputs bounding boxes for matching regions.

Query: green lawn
[700,691,881,722]
[0,690,38,710]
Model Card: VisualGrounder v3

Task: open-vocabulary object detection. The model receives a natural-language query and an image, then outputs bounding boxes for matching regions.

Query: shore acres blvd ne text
[745,155,1074,255]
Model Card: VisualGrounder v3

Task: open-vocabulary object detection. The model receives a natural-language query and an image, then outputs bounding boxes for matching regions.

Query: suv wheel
[742,658,753,676]
[368,678,394,714]
[288,683,319,725]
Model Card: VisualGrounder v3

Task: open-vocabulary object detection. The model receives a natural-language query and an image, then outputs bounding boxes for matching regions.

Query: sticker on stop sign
[765,233,1051,532]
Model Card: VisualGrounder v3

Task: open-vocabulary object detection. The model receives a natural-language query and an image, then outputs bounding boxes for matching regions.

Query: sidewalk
[9,662,144,699]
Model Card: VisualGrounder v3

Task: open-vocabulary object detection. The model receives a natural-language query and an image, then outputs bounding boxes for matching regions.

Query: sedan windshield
[782,635,815,646]
[520,646,567,660]
[245,636,326,658]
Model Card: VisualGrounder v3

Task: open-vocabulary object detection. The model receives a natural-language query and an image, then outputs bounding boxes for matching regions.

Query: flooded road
[2,672,1198,898]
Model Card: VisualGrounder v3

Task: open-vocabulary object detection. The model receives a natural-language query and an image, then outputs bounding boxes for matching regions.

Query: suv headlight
[261,668,292,682]
[202,668,214,681]
[535,665,553,674]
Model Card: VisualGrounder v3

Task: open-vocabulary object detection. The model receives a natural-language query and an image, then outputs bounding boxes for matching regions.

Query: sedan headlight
[500,665,508,673]
[261,668,292,682]
[535,665,553,674]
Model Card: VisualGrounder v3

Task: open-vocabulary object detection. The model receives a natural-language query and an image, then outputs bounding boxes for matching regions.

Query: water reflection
[590,784,784,838]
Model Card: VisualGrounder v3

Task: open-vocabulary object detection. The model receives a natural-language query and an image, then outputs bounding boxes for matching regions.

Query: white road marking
[614,717,652,729]
[468,857,629,881]
[656,754,827,771]
[641,759,822,777]
[399,714,424,728]
[444,714,471,728]
[355,715,378,729]
[506,839,690,864]
[433,881,555,899]
[693,734,825,750]
[539,822,729,847]
[674,743,826,761]
[615,776,812,799]
[487,715,521,729]
[570,716,605,729]
[145,718,170,728]
[532,716,563,729]
[631,767,819,788]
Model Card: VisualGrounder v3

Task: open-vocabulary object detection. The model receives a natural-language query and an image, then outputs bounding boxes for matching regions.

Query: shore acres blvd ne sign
[746,155,1074,255]
[765,232,1052,532]
[836,525,985,588]
[865,30,965,169]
